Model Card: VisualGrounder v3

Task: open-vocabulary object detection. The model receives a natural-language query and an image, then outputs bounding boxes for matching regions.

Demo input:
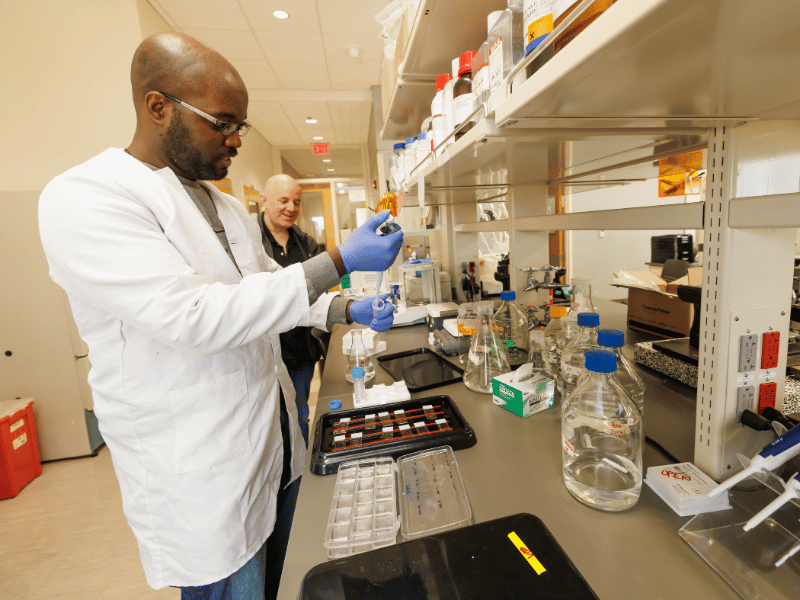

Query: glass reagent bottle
[598,328,645,424]
[560,311,600,401]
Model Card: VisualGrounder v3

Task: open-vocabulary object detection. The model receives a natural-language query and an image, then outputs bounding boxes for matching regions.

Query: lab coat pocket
[169,369,251,474]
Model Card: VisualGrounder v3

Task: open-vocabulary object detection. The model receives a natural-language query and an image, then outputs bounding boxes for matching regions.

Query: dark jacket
[256,215,325,370]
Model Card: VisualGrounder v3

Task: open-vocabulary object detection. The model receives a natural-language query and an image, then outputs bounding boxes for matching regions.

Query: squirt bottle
[562,349,643,512]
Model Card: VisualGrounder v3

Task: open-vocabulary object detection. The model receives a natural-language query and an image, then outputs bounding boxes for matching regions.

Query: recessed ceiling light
[305,117,317,124]
[273,10,289,19]
[337,183,344,187]
[312,136,323,140]
[322,159,331,163]
[327,169,334,172]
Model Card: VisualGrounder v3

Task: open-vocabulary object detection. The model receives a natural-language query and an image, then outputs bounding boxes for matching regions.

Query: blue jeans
[289,362,316,447]
[181,392,301,600]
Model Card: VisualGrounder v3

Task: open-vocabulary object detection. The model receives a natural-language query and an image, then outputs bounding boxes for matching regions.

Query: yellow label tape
[508,531,546,575]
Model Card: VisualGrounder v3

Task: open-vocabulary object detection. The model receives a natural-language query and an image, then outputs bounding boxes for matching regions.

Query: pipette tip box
[645,462,731,517]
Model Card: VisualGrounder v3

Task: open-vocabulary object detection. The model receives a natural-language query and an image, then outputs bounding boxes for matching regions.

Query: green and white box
[492,371,555,418]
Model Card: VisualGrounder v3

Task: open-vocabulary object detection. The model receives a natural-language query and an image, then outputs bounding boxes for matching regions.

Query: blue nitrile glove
[337,210,403,273]
[349,295,397,332]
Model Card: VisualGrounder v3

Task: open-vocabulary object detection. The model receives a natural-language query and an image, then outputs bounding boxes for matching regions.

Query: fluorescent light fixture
[327,169,334,172]
[312,136,323,140]
[305,117,317,124]
[337,182,344,187]
[322,159,331,163]
[273,10,289,19]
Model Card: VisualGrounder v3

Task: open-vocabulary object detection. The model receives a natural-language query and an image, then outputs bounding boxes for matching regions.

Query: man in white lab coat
[38,32,401,600]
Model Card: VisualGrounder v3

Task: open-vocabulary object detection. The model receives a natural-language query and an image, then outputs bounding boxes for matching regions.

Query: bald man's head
[262,174,302,234]
[126,32,249,181]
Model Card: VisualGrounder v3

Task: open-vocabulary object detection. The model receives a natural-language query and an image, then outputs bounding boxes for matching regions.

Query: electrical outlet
[758,382,777,414]
[738,334,758,372]
[761,332,780,369]
[736,385,755,421]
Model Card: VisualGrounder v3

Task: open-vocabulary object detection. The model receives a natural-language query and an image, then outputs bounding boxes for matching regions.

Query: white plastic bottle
[560,312,600,401]
[403,136,416,187]
[562,349,643,512]
[414,131,427,175]
[524,0,554,55]
[444,57,460,147]
[487,0,525,109]
[389,142,405,192]
[431,73,451,156]
[598,329,646,423]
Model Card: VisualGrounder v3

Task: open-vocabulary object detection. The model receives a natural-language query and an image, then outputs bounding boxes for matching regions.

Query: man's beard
[162,112,231,181]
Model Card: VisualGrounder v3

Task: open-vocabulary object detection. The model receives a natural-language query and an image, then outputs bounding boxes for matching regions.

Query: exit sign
[313,143,329,156]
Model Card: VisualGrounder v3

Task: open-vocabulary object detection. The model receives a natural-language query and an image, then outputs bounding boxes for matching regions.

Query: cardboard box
[492,371,555,418]
[612,268,702,339]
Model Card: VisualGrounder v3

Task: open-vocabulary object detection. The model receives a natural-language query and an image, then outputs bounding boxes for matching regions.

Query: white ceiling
[148,0,388,176]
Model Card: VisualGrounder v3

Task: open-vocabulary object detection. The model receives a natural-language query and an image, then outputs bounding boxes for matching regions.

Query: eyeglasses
[161,92,251,137]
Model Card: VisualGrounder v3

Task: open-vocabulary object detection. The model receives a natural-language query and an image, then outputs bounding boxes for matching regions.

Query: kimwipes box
[612,268,702,339]
[492,371,555,418]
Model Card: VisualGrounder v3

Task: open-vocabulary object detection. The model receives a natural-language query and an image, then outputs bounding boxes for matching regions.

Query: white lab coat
[38,148,336,588]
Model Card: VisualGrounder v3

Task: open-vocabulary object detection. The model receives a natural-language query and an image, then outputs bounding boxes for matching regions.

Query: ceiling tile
[327,62,382,90]
[238,0,321,35]
[179,29,264,60]
[281,100,334,129]
[254,32,326,63]
[322,33,383,64]
[270,62,331,90]
[153,0,250,30]
[317,0,388,35]
[252,101,294,129]
[231,59,280,90]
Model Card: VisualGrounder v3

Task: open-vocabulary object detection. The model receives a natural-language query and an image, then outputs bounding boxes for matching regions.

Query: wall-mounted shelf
[514,202,704,232]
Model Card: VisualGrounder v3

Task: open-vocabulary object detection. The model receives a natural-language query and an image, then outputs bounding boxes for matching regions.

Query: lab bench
[277,298,739,600]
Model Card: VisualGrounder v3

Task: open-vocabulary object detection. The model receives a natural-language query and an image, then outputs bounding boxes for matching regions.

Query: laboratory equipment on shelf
[351,367,366,405]
[392,260,451,327]
[570,277,594,314]
[743,470,800,532]
[389,142,404,192]
[524,0,554,54]
[453,51,477,141]
[346,329,375,383]
[520,265,571,293]
[463,302,511,394]
[707,424,800,498]
[562,350,643,512]
[486,0,525,108]
[493,290,530,368]
[472,11,503,122]
[560,312,600,401]
[431,73,452,156]
[456,303,478,365]
[598,329,645,421]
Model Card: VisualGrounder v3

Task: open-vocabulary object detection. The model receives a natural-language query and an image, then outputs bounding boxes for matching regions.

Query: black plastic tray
[377,347,464,392]
[299,513,599,599]
[310,395,477,476]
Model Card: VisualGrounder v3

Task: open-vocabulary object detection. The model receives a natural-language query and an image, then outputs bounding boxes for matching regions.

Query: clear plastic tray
[397,445,472,540]
[323,456,400,559]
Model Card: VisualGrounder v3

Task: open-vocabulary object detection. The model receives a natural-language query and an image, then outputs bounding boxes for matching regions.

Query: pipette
[373,270,385,317]
[742,470,800,531]
[707,425,800,498]
[775,540,800,567]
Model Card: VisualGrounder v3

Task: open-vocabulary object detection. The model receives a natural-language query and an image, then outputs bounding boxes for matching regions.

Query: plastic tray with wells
[323,446,471,559]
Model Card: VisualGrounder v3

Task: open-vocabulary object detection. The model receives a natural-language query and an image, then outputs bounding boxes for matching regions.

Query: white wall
[569,179,701,300]
[0,0,275,202]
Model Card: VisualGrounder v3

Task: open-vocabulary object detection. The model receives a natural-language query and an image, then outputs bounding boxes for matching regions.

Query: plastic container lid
[550,305,568,318]
[397,446,471,540]
[598,328,625,348]
[436,72,453,92]
[458,51,476,76]
[585,349,616,373]
[488,9,505,32]
[351,367,365,379]
[328,399,342,410]
[417,132,426,141]
[577,312,600,327]
[405,136,416,144]
[500,290,516,301]
[393,142,405,150]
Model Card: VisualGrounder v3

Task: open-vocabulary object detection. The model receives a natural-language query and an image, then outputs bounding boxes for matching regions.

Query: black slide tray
[299,512,599,599]
[376,347,464,392]
[309,394,476,476]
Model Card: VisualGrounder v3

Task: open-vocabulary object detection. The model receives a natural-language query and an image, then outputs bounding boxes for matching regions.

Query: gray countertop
[278,298,737,600]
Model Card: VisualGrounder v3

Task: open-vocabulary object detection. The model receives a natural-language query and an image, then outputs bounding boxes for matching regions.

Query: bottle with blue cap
[560,312,600,401]
[562,349,643,512]
[598,329,645,423]
[493,290,530,368]
[403,136,417,187]
[390,142,405,191]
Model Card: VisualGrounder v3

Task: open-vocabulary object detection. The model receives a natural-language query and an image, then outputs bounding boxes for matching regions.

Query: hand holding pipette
[743,470,800,531]
[708,425,800,498]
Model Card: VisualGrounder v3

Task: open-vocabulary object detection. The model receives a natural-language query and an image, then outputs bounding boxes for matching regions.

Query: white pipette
[743,470,800,532]
[708,425,800,498]
[373,271,385,317]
